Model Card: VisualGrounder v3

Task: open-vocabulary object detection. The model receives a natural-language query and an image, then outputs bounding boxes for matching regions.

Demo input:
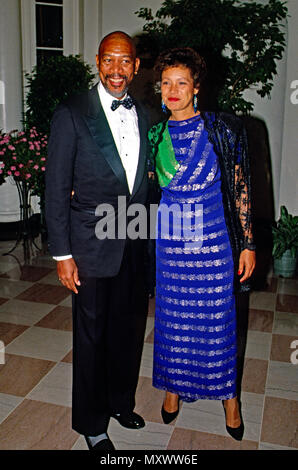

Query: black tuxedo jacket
[45,84,149,278]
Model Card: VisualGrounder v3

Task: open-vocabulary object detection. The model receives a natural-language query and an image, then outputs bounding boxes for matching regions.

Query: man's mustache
[105,74,128,81]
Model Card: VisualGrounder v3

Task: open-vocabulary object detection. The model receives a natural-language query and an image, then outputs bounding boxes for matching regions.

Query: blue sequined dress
[153,115,237,401]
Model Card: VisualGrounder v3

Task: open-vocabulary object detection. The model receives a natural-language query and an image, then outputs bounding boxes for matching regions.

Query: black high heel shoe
[222,400,244,441]
[161,398,180,424]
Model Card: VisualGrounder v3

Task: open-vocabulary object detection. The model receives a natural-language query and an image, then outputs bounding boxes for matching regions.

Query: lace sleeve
[234,127,255,251]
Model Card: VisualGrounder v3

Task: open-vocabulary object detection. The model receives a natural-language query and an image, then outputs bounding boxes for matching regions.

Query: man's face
[96,37,140,99]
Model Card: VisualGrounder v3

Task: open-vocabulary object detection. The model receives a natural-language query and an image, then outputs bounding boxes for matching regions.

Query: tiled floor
[0,239,297,451]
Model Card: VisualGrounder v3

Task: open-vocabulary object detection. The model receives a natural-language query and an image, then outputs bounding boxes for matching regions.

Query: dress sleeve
[234,125,256,251]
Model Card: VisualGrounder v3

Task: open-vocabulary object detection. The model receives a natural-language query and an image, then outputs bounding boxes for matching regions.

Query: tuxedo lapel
[84,86,130,194]
[131,101,147,199]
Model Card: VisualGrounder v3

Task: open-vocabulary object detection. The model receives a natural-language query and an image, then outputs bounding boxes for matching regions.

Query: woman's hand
[238,249,256,283]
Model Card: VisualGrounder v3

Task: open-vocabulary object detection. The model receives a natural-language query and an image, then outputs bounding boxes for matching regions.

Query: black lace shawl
[148,111,255,293]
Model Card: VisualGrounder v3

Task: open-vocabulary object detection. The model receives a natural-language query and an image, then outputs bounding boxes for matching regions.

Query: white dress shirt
[53,82,140,261]
[98,81,140,193]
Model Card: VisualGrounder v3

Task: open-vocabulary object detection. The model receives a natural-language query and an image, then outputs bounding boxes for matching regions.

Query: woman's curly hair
[154,47,207,88]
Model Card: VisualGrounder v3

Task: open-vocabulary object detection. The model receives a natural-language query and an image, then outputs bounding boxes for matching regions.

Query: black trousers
[71,242,148,436]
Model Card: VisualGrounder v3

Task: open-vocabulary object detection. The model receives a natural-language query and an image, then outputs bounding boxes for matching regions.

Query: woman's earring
[193,94,198,113]
[161,100,167,113]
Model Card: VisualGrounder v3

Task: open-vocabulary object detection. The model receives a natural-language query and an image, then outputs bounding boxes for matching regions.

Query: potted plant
[0,127,48,250]
[22,54,95,236]
[0,127,47,196]
[272,206,298,277]
[24,54,95,135]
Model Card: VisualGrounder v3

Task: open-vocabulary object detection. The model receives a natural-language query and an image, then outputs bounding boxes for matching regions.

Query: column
[83,0,102,75]
[0,0,24,223]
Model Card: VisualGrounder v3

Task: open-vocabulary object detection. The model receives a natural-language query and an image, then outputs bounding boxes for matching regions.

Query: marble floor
[0,239,297,451]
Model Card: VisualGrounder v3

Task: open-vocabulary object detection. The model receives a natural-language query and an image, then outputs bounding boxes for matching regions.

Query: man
[45,31,149,451]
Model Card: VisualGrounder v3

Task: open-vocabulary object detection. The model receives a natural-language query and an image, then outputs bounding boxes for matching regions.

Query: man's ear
[95,54,100,72]
[134,57,140,75]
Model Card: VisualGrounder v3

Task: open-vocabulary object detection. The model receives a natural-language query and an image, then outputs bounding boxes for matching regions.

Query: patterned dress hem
[152,381,236,402]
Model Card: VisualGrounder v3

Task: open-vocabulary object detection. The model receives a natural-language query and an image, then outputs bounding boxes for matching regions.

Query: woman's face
[161,65,199,118]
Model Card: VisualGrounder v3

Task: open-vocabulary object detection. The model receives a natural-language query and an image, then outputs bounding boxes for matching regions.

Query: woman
[148,48,256,441]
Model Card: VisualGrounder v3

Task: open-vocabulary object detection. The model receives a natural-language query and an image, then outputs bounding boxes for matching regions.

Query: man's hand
[238,249,256,283]
[57,258,80,294]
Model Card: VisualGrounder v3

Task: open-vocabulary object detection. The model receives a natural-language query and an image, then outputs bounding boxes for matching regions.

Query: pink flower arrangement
[0,127,48,198]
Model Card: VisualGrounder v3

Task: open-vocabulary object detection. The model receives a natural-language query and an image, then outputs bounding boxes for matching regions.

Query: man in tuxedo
[45,31,149,451]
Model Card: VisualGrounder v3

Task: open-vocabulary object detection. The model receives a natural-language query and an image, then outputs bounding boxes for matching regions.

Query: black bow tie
[111,96,134,111]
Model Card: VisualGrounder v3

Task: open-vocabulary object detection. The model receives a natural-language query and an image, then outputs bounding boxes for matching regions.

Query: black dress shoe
[161,399,180,424]
[222,400,244,441]
[111,411,145,429]
[85,435,115,451]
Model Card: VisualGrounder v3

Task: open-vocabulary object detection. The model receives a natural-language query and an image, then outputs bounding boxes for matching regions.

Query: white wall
[243,53,287,219]
[0,0,23,131]
[101,0,162,37]
[278,0,298,216]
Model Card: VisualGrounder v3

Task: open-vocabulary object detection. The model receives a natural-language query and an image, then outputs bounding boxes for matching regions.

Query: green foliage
[135,0,287,113]
[24,55,95,135]
[272,206,298,259]
[21,54,95,210]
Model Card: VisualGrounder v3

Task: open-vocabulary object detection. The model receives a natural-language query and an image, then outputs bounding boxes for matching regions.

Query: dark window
[37,49,63,66]
[35,1,63,65]
[37,1,63,4]
[36,4,63,48]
